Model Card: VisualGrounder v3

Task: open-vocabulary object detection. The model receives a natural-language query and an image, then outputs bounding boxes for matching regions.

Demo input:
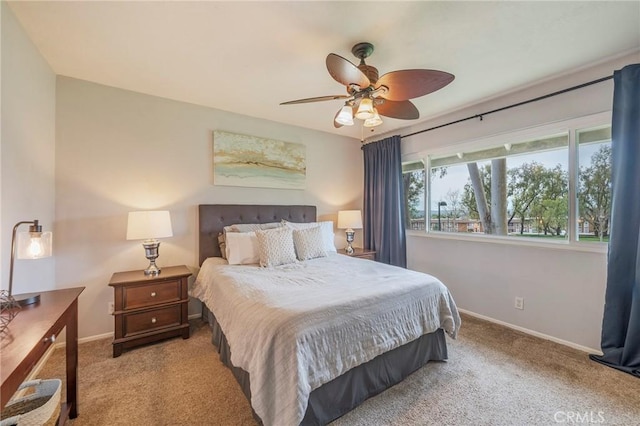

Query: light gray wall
[6,0,636,348]
[1,2,56,294]
[55,77,363,339]
[395,51,640,351]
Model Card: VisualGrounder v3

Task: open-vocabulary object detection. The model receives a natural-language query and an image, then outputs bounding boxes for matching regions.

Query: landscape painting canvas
[213,131,306,189]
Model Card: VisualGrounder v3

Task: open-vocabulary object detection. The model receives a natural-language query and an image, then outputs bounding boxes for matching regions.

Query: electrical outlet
[108,302,114,315]
[515,297,524,310]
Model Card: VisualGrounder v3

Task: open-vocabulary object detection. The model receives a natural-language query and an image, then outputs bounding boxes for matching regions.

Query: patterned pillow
[283,221,337,253]
[217,232,227,259]
[293,226,328,261]
[255,227,297,267]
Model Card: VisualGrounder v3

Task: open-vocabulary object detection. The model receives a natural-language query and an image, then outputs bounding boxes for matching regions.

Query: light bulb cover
[355,97,375,120]
[16,230,52,259]
[335,105,354,126]
[363,108,383,127]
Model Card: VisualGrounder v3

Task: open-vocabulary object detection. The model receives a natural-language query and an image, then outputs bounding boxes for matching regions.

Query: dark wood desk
[1,287,84,423]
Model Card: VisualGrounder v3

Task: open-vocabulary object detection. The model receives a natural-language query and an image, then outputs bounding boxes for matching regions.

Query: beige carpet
[36,314,640,425]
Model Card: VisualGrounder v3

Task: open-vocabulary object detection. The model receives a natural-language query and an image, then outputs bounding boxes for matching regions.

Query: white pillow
[293,227,328,261]
[255,227,297,267]
[225,231,259,265]
[284,221,336,253]
[220,222,283,260]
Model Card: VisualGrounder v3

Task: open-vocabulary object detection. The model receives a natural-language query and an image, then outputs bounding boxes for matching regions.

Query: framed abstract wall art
[213,131,306,189]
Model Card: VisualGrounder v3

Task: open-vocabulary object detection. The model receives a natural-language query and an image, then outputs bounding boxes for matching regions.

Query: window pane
[429,134,569,239]
[402,161,425,230]
[577,126,611,243]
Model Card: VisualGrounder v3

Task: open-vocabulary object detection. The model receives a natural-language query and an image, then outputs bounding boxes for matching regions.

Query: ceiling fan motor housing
[352,42,378,85]
[357,64,378,84]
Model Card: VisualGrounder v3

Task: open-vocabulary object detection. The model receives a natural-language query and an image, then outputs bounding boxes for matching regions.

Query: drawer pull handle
[151,292,157,297]
[43,335,56,344]
[151,317,157,324]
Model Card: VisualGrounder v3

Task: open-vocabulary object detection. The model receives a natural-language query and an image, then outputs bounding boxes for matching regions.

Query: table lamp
[7,219,53,306]
[126,211,173,276]
[337,210,363,255]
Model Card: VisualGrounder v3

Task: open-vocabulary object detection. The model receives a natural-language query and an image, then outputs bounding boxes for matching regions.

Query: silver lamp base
[142,240,162,276]
[345,229,355,255]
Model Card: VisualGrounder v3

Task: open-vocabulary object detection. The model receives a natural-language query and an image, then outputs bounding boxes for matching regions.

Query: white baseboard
[79,331,113,344]
[24,345,58,386]
[25,317,202,388]
[458,308,603,355]
[46,315,200,352]
[26,332,114,382]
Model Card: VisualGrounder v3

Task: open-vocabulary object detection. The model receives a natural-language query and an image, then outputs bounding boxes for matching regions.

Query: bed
[192,204,460,426]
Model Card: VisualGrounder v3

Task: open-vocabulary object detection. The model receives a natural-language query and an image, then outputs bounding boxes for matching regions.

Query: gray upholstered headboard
[198,204,317,265]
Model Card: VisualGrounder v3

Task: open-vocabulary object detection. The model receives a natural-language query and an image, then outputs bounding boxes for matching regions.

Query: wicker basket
[0,379,61,426]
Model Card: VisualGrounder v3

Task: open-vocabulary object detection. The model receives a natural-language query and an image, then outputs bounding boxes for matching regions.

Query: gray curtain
[362,135,407,267]
[589,64,640,377]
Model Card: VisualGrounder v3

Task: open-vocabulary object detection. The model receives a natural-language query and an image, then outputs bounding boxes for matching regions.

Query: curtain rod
[401,74,613,139]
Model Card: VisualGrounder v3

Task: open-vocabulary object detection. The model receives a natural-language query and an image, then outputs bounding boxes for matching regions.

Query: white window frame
[403,111,611,253]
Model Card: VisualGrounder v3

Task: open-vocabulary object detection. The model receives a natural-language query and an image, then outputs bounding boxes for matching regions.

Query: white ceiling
[8,1,640,140]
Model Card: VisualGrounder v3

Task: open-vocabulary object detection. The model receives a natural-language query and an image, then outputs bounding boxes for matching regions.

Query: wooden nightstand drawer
[109,265,191,357]
[123,305,181,337]
[123,280,180,310]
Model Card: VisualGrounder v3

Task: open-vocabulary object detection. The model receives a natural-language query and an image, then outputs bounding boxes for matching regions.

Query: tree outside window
[404,121,611,245]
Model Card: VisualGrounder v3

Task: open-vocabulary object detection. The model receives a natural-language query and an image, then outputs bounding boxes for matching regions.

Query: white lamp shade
[355,97,375,120]
[126,211,173,240]
[363,108,383,127]
[335,105,354,126]
[337,210,363,230]
[16,231,52,259]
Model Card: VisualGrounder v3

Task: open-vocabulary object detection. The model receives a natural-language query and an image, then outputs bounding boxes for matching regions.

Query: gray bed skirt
[203,305,448,426]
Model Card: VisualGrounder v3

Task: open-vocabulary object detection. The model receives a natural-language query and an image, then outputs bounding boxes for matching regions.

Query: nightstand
[109,265,192,357]
[338,248,377,261]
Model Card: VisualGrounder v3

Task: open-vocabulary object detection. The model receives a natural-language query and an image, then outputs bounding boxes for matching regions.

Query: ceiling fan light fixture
[355,97,375,120]
[335,105,354,126]
[363,108,383,128]
[281,42,454,131]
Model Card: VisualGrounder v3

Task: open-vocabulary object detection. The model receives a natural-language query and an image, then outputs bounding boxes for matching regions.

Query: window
[403,114,612,248]
[402,161,426,230]
[577,125,612,243]
[429,134,569,240]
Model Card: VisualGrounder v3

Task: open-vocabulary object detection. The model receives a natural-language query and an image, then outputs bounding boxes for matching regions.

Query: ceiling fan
[280,42,454,129]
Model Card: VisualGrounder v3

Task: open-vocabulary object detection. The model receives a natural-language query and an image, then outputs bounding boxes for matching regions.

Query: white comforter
[191,254,460,426]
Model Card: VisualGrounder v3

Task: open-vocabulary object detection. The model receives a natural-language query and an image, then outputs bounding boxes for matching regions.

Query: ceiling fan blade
[376,99,420,120]
[326,53,370,89]
[376,70,454,101]
[280,95,350,105]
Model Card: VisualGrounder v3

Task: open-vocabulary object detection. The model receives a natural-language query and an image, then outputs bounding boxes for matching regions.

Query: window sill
[406,230,608,254]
